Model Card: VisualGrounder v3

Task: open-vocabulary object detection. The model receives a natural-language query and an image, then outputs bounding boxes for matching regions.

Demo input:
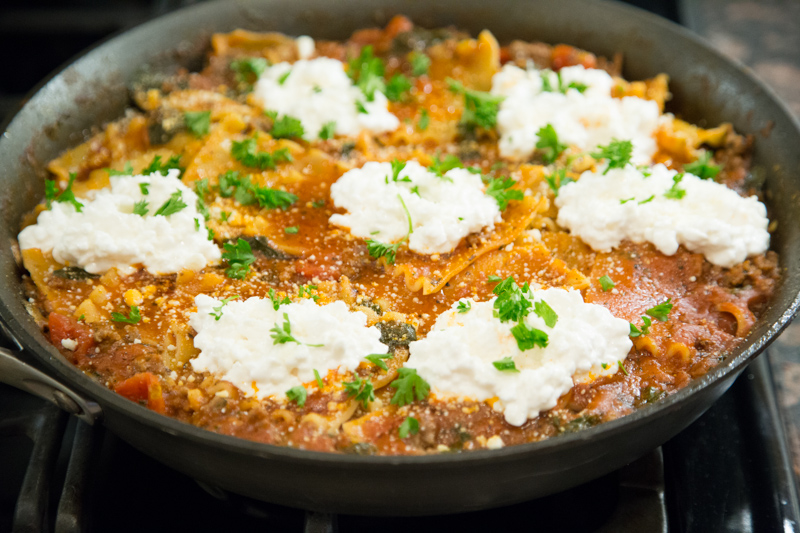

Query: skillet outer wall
[0,0,799,515]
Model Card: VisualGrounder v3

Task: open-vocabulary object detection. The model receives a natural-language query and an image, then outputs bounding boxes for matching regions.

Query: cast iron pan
[0,0,799,516]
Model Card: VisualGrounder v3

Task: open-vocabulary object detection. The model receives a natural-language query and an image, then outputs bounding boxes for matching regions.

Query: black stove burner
[1,355,796,532]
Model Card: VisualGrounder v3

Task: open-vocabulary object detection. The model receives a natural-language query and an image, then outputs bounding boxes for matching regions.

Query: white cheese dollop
[295,36,315,60]
[18,170,220,275]
[491,64,660,164]
[189,295,387,400]
[555,164,770,268]
[409,288,632,426]
[329,160,502,255]
[252,57,399,141]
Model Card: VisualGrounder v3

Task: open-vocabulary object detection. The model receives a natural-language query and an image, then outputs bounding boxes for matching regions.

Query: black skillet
[0,0,799,516]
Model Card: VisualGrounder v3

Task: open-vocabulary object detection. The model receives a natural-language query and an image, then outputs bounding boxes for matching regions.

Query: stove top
[2,0,800,531]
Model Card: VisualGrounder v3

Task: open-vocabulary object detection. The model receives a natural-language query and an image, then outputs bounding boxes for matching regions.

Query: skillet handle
[0,347,102,425]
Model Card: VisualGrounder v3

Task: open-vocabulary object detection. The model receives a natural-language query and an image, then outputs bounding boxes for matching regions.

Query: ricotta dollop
[17,170,220,275]
[491,64,660,163]
[252,57,399,140]
[189,295,387,400]
[409,287,632,426]
[329,160,502,255]
[555,164,770,268]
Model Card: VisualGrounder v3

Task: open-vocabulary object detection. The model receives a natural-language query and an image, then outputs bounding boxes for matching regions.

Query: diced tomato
[48,312,95,362]
[114,372,166,413]
[551,44,597,71]
[295,260,340,281]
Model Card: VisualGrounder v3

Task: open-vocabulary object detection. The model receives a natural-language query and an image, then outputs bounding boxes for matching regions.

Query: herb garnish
[457,300,472,313]
[344,375,375,408]
[684,151,720,180]
[533,300,558,328]
[209,295,239,321]
[410,51,430,76]
[492,357,520,372]
[398,416,420,438]
[389,368,430,406]
[348,45,385,101]
[277,71,291,85]
[298,284,319,302]
[154,191,187,217]
[270,312,300,345]
[618,360,630,376]
[231,137,293,170]
[510,322,549,350]
[536,124,567,164]
[111,305,141,324]
[267,112,305,139]
[417,109,430,131]
[222,238,255,280]
[591,139,633,174]
[268,288,291,310]
[318,121,336,140]
[385,74,412,102]
[314,369,325,390]
[132,200,149,216]
[284,226,299,234]
[485,176,523,210]
[544,168,573,196]
[45,173,84,212]
[143,154,183,176]
[365,353,393,371]
[230,57,269,87]
[390,159,409,182]
[599,275,615,292]
[139,183,150,195]
[106,162,133,177]
[185,111,211,137]
[645,299,673,322]
[664,173,686,200]
[286,385,307,407]
[540,70,589,94]
[492,276,550,351]
[365,194,413,264]
[638,195,655,205]
[447,78,504,131]
[629,316,652,337]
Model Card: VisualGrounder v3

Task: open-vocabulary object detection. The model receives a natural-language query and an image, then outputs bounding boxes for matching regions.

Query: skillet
[1,0,799,516]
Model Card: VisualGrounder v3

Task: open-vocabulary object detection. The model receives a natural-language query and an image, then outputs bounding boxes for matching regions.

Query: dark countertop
[684,0,800,478]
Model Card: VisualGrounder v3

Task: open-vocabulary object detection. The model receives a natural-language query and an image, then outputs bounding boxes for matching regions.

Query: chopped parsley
[417,109,430,131]
[344,375,375,408]
[684,151,720,180]
[142,154,183,176]
[618,360,630,376]
[219,211,231,223]
[106,162,133,176]
[447,78,504,131]
[398,416,420,438]
[629,316,652,337]
[284,226,299,235]
[139,182,150,195]
[278,70,291,85]
[285,385,307,407]
[252,186,298,210]
[457,300,472,313]
[591,139,633,174]
[365,239,402,265]
[536,124,567,164]
[533,300,558,328]
[270,312,301,345]
[348,45,385,101]
[268,288,291,310]
[314,369,324,389]
[485,176,523,210]
[599,275,615,292]
[298,284,319,302]
[429,153,462,179]
[153,191,187,217]
[111,305,141,324]
[645,299,673,322]
[184,111,211,137]
[544,168,573,197]
[267,112,304,139]
[492,276,532,323]
[410,185,421,196]
[217,169,297,210]
[389,368,430,406]
[409,51,430,76]
[231,137,293,170]
[620,197,635,204]
[318,121,336,140]
[664,173,686,200]
[209,295,239,321]
[222,238,255,280]
[132,199,149,216]
[365,353,393,371]
[384,74,412,102]
[390,159,409,182]
[230,57,269,87]
[540,70,588,94]
[355,100,368,114]
[492,357,520,372]
[46,173,84,212]
[487,274,503,282]
[638,195,655,205]
[510,322,549,350]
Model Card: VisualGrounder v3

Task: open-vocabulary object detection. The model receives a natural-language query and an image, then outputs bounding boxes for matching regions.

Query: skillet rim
[1,0,799,467]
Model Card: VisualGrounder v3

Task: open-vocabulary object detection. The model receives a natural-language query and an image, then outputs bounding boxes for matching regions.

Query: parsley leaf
[684,151,720,180]
[269,113,305,139]
[645,299,673,322]
[533,300,558,328]
[222,238,255,280]
[286,385,307,407]
[139,182,150,195]
[391,159,408,182]
[429,153,462,179]
[318,121,336,140]
[511,322,549,350]
[447,78,504,131]
[398,416,420,438]
[298,284,319,302]
[599,275,615,292]
[44,180,56,208]
[664,173,686,200]
[49,173,84,212]
[314,369,324,390]
[132,199,149,216]
[209,295,239,321]
[638,195,655,205]
[389,368,430,406]
[535,124,567,164]
[270,312,300,345]
[485,176,523,210]
[492,357,520,372]
[106,162,133,176]
[629,316,652,337]
[385,74,412,102]
[344,375,375,409]
[457,300,472,313]
[365,353,393,371]
[493,276,532,323]
[268,288,291,310]
[355,100,368,114]
[251,186,298,210]
[544,168,574,197]
[591,139,633,174]
[417,109,430,131]
[142,154,183,176]
[278,70,291,85]
[409,51,430,76]
[111,305,141,324]
[540,70,589,94]
[365,239,402,264]
[230,57,269,86]
[284,226,299,234]
[618,360,630,376]
[231,137,293,170]
[185,111,211,137]
[348,45,385,101]
[153,191,187,217]
[488,275,503,282]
